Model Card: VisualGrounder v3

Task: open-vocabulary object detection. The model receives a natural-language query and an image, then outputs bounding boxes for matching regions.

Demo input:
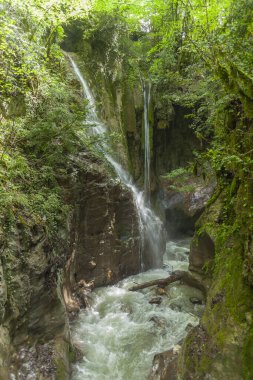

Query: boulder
[148,345,181,380]
[160,173,215,238]
[149,297,163,305]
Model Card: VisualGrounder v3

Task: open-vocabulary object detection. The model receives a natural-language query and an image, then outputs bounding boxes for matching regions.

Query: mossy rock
[53,337,70,380]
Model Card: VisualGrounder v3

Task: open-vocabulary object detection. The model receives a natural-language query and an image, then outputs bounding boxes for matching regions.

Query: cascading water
[68,56,164,269]
[69,56,204,380]
[143,82,151,202]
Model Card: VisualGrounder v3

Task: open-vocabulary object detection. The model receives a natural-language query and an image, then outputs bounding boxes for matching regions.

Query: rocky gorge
[0,1,253,379]
[0,51,209,379]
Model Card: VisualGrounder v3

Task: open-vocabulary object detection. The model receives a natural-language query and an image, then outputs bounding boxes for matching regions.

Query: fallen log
[128,270,206,296]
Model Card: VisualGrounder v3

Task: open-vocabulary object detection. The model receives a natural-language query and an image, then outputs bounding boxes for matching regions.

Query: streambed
[71,239,204,380]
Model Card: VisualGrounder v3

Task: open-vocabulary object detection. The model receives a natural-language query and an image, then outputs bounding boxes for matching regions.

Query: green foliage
[161,167,197,192]
[0,0,89,236]
[0,76,85,233]
[0,0,87,101]
[22,75,86,166]
[161,167,189,180]
[87,0,253,150]
[244,326,253,380]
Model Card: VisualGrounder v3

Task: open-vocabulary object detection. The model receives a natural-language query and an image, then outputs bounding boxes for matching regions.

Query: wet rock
[120,304,133,314]
[150,316,167,328]
[66,300,80,320]
[74,279,94,309]
[156,287,167,296]
[169,303,182,312]
[185,323,194,332]
[153,103,201,177]
[190,297,203,305]
[160,174,215,238]
[0,141,141,378]
[149,297,162,305]
[189,231,215,273]
[9,343,57,380]
[188,196,223,276]
[148,345,181,380]
[178,325,219,379]
[71,341,84,362]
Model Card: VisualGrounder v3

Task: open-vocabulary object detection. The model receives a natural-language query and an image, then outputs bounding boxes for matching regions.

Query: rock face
[153,104,200,176]
[0,222,70,380]
[65,152,141,290]
[178,183,253,379]
[159,173,215,238]
[0,151,141,379]
[189,231,215,273]
[120,98,202,189]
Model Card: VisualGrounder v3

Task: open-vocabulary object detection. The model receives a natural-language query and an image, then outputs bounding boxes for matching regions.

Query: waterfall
[143,82,151,201]
[68,56,164,269]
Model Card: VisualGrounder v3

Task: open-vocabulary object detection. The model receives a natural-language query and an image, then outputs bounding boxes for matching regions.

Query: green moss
[179,167,253,378]
[55,361,67,380]
[243,327,253,380]
[53,338,70,380]
[68,345,77,363]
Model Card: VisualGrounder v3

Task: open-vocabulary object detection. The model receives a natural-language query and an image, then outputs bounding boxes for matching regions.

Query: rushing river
[71,238,204,380]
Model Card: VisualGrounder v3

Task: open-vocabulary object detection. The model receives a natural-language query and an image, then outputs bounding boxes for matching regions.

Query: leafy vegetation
[160,167,195,192]
[65,0,252,182]
[0,0,88,234]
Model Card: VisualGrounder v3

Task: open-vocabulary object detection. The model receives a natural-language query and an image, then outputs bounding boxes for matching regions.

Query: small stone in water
[120,304,133,314]
[173,344,182,353]
[149,297,162,305]
[156,287,167,296]
[169,302,182,312]
[149,316,167,328]
[190,297,203,305]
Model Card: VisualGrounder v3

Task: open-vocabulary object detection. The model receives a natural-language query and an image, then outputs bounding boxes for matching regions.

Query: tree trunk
[128,270,206,296]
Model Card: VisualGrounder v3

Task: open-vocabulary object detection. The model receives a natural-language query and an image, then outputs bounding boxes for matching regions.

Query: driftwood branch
[129,270,206,296]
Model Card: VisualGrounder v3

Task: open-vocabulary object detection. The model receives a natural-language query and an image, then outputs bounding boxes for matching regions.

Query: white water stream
[71,239,203,380]
[69,57,203,380]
